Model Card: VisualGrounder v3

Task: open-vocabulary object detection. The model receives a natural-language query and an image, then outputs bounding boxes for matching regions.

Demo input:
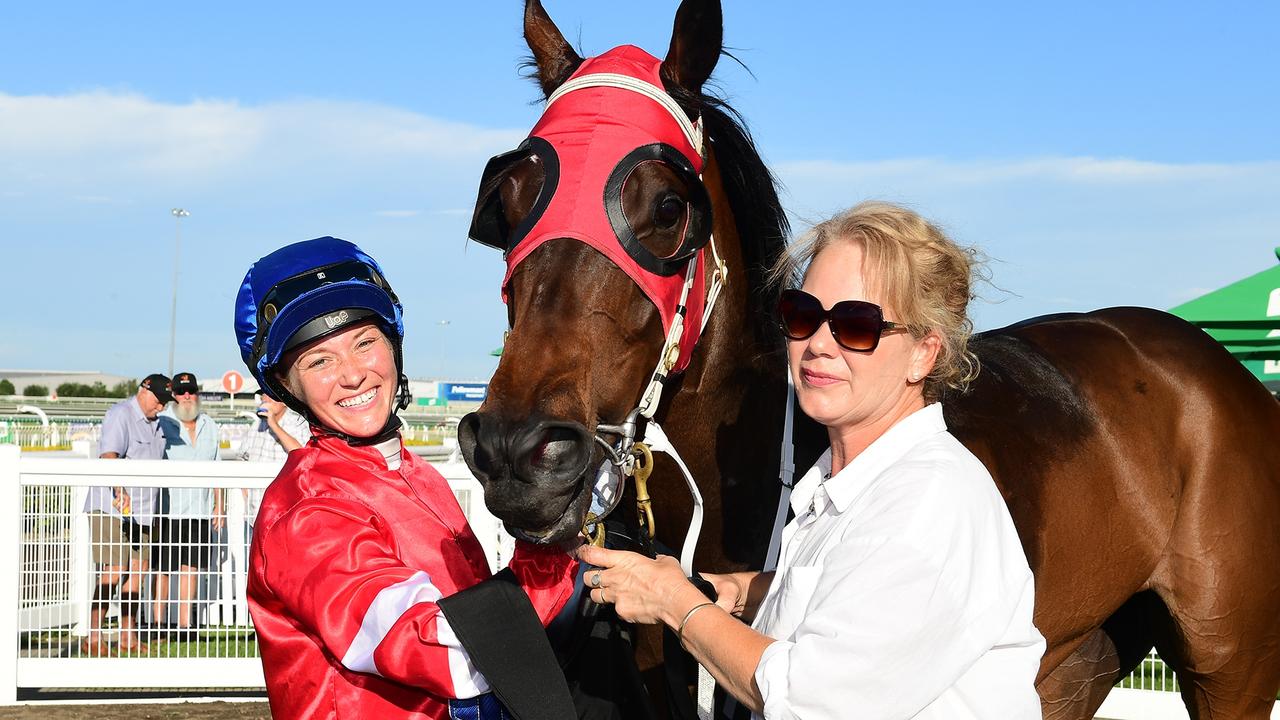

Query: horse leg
[1038,593,1159,719]
[1150,579,1280,719]
[1149,456,1280,719]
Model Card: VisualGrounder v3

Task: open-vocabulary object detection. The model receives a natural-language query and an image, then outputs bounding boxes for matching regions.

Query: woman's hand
[701,572,748,616]
[576,545,708,628]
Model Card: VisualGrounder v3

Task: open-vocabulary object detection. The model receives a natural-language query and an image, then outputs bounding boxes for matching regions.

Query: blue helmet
[235,237,408,420]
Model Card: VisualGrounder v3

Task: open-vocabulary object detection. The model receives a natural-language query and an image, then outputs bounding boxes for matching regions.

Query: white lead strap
[642,420,704,576]
[763,371,797,572]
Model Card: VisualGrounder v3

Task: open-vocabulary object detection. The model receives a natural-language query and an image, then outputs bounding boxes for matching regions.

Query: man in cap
[154,372,223,640]
[82,373,172,655]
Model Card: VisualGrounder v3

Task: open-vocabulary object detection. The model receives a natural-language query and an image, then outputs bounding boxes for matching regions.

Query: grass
[21,627,259,659]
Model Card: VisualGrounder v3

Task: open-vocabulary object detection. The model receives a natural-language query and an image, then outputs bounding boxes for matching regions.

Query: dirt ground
[6,700,271,719]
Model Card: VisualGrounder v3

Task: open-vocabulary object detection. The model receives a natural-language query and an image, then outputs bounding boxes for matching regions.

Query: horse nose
[511,419,594,486]
[458,412,594,488]
[458,411,503,484]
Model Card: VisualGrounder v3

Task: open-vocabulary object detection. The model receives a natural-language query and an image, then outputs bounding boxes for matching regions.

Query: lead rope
[643,421,712,720]
[764,372,797,572]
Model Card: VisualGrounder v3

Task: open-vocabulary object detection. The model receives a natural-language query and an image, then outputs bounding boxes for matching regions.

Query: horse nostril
[515,421,592,483]
[458,411,500,482]
[528,426,585,474]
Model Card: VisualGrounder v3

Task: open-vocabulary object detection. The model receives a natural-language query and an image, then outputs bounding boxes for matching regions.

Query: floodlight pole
[168,208,190,377]
[436,320,451,379]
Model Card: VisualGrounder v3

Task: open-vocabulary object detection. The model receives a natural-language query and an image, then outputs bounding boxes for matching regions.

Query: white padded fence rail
[0,444,510,704]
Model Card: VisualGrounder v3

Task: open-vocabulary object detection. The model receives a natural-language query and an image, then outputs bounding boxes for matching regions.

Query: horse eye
[653,194,685,229]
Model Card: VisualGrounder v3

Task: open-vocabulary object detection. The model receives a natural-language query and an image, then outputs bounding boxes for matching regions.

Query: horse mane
[667,80,790,345]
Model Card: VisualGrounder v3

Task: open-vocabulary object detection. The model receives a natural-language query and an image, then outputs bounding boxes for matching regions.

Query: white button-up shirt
[751,403,1044,719]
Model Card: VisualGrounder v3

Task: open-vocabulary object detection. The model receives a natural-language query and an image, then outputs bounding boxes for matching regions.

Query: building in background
[0,370,134,396]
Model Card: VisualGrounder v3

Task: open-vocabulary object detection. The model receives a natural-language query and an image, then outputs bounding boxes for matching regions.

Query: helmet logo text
[324,310,350,329]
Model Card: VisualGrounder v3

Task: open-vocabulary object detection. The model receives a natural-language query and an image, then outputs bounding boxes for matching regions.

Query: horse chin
[504,477,593,546]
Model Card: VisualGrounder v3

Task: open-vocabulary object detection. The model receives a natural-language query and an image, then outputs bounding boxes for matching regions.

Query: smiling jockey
[236,237,578,720]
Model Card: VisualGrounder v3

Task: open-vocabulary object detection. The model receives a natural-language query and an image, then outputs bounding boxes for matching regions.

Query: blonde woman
[578,202,1044,719]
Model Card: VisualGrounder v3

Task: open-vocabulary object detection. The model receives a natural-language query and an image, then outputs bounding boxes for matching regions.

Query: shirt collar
[791,403,949,516]
[313,432,408,473]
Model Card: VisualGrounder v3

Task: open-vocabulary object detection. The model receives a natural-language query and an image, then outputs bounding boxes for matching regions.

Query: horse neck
[648,151,790,568]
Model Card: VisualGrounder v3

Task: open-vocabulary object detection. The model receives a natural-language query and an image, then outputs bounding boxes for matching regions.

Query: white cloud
[0,91,525,191]
[777,156,1280,191]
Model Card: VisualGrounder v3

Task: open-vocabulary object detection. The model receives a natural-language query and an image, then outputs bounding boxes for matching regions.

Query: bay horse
[457,1,1280,717]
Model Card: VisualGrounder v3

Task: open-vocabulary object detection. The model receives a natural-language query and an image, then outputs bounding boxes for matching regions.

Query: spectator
[82,373,172,655]
[237,391,310,533]
[154,372,223,641]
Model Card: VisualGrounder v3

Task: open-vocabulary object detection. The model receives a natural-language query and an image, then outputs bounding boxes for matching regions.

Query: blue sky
[3,1,1278,381]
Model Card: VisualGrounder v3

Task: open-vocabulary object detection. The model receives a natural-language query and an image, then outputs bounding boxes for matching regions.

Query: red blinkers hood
[492,45,711,374]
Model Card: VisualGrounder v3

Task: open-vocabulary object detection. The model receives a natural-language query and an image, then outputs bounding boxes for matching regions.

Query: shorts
[89,513,150,567]
[151,518,212,571]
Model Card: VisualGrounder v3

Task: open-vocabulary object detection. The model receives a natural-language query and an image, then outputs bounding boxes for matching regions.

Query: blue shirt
[159,407,221,516]
[84,395,166,524]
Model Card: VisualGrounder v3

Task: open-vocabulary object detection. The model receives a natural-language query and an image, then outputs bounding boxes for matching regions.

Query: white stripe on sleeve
[340,570,491,696]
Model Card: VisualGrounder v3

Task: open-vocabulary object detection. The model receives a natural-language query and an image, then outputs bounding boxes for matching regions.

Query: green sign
[1169,247,1280,388]
[417,397,448,407]
[0,421,10,444]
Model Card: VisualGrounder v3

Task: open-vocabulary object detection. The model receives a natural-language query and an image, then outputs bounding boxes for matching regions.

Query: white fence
[0,444,509,703]
[0,415,456,452]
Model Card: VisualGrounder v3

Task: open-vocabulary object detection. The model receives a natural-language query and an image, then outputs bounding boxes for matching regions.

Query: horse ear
[524,0,582,97]
[661,0,723,95]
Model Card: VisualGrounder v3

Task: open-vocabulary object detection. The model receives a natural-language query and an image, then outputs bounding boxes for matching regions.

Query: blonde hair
[770,201,983,399]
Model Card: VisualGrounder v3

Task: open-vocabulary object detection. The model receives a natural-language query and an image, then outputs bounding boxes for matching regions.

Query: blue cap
[235,237,404,395]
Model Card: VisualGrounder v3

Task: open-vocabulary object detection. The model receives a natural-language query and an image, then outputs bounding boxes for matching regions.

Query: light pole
[435,320,451,379]
[168,208,190,377]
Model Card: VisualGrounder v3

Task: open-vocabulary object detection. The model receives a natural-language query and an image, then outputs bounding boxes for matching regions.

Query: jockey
[236,237,577,720]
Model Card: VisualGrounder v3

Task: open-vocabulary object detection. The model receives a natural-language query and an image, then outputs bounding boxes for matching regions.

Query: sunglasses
[778,289,907,352]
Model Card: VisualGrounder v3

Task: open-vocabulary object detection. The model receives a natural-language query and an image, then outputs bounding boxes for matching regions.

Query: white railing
[0,416,456,453]
[0,444,510,704]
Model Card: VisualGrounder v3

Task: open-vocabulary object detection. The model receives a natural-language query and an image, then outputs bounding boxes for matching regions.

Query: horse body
[461,1,1280,716]
[952,308,1280,715]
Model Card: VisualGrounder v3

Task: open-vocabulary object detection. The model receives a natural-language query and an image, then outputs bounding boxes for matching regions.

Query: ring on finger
[590,570,602,588]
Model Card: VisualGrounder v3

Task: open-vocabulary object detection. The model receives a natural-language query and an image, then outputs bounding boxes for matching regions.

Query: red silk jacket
[248,434,577,719]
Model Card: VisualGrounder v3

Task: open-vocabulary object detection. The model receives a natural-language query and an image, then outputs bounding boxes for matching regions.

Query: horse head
[458,0,752,546]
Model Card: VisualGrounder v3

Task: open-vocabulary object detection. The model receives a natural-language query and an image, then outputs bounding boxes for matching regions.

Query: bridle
[549,69,727,571]
[471,46,729,572]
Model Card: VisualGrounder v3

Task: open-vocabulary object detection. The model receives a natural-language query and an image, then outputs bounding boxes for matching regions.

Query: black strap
[438,569,576,720]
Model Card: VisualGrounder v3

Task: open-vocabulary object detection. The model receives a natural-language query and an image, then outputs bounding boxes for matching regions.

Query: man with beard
[154,372,224,641]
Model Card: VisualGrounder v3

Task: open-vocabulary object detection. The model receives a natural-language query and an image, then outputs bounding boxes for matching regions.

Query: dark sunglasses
[778,289,907,352]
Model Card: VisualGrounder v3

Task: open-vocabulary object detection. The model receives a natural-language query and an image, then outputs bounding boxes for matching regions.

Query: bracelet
[677,601,717,647]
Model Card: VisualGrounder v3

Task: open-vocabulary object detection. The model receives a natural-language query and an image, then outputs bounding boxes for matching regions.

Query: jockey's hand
[575,545,707,629]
